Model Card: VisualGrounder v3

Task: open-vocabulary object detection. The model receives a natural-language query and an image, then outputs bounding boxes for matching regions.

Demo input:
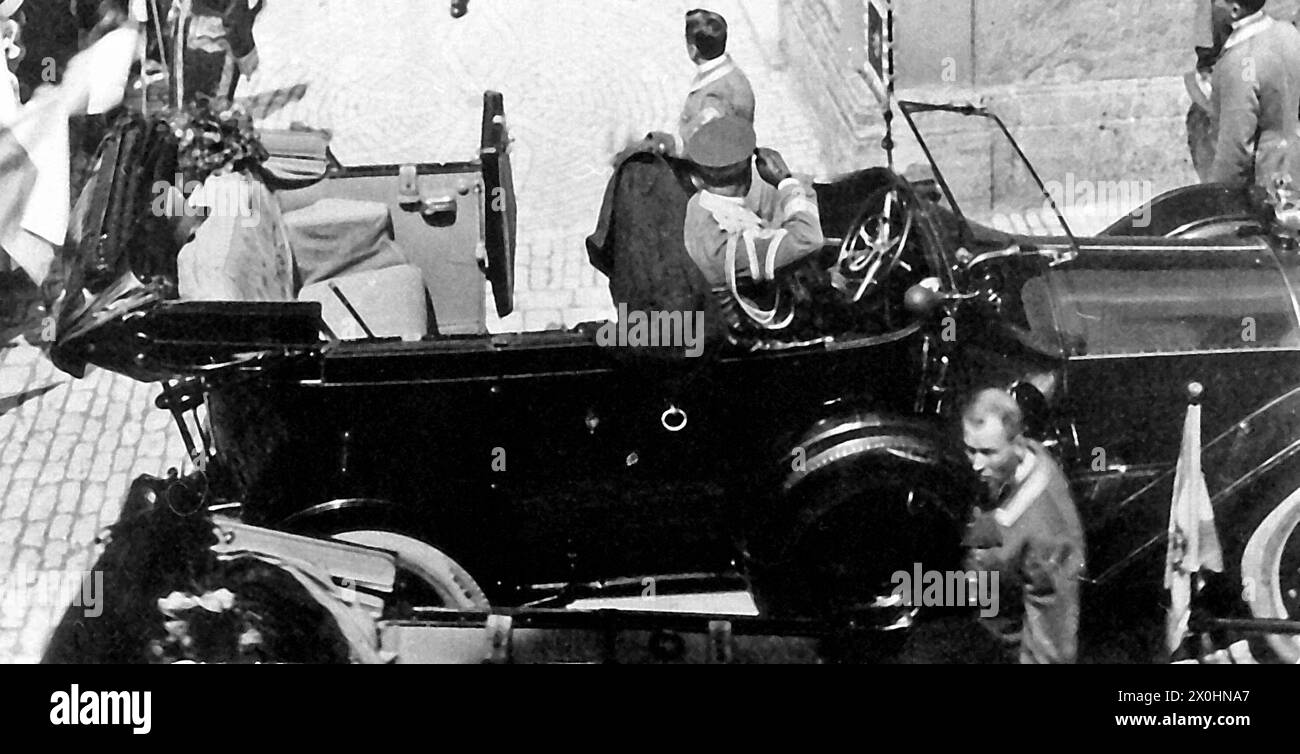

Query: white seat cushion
[299,264,428,341]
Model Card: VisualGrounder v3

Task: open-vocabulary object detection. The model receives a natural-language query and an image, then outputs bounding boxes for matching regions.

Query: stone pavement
[0,0,831,662]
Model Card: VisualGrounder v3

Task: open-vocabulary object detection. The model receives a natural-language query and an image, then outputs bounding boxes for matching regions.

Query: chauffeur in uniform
[961,388,1086,664]
[643,9,756,158]
[681,116,823,329]
[1207,0,1300,189]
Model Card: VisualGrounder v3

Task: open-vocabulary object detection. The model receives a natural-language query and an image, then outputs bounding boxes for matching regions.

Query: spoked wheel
[331,530,489,615]
[1241,490,1300,663]
[836,183,919,305]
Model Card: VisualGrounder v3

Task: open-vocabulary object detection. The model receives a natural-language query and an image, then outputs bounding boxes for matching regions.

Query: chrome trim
[1068,347,1300,361]
[1071,243,1272,253]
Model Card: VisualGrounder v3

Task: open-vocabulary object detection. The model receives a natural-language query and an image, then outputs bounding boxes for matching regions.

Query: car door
[1047,237,1300,563]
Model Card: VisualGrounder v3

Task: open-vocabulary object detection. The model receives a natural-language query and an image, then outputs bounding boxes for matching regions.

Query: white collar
[1012,447,1037,487]
[1223,10,1274,52]
[691,54,737,93]
[699,189,745,206]
[696,54,732,77]
[992,446,1040,528]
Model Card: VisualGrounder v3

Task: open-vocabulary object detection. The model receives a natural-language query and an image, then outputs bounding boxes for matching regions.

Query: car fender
[277,498,490,608]
[1099,183,1257,238]
[278,498,417,538]
[782,412,975,512]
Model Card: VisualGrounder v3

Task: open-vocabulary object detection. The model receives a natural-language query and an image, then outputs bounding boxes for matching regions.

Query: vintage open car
[47,73,1300,660]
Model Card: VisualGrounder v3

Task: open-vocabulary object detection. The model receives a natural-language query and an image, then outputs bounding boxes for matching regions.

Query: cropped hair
[962,388,1024,441]
[686,9,728,60]
[1238,0,1267,14]
[695,159,752,190]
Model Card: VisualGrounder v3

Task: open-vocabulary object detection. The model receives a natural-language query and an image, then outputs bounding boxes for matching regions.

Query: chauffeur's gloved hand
[754,147,793,187]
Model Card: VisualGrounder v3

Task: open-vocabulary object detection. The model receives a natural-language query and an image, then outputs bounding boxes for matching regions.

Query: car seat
[299,264,428,341]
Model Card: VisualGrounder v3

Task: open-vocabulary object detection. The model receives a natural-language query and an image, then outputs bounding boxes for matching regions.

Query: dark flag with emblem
[863,0,890,108]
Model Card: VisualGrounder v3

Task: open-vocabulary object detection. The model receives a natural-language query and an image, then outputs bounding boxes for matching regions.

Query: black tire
[750,453,969,622]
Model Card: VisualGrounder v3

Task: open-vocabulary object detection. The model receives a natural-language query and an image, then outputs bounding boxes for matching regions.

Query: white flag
[0,25,141,284]
[1164,400,1225,654]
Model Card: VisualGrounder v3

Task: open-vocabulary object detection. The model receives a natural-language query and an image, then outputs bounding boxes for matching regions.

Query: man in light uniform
[644,9,756,158]
[681,116,823,330]
[1207,0,1300,188]
[961,388,1086,664]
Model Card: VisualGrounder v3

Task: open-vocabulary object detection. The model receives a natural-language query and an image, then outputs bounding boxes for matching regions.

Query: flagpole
[1186,381,1206,647]
[882,0,895,172]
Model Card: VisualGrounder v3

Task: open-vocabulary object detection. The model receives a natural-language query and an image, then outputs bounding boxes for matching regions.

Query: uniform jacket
[586,152,730,356]
[965,441,1086,664]
[683,174,823,329]
[676,54,756,153]
[1209,12,1300,188]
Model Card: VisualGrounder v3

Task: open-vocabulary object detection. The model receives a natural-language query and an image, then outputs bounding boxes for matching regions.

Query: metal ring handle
[661,406,688,433]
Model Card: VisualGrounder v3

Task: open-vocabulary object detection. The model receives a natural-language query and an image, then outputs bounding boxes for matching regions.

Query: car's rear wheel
[330,530,490,614]
[1240,489,1300,663]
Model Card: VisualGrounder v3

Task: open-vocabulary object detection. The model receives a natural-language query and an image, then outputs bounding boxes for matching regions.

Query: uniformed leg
[1020,577,1079,664]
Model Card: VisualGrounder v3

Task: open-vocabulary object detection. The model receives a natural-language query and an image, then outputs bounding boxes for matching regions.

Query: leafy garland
[167,98,267,187]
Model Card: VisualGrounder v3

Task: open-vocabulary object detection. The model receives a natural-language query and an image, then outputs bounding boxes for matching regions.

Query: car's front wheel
[1240,489,1300,663]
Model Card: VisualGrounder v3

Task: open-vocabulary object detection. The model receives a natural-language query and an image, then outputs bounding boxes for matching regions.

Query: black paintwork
[50,103,1300,641]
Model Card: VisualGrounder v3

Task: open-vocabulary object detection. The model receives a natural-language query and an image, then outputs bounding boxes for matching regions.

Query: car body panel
[48,95,1300,631]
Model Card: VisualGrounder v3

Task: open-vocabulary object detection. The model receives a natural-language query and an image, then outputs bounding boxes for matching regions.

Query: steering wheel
[836,181,920,305]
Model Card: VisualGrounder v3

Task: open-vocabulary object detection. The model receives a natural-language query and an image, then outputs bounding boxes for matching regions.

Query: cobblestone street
[0,0,828,662]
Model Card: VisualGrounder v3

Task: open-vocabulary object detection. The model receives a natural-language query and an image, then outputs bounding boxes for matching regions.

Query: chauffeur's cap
[0,0,24,19]
[685,116,756,169]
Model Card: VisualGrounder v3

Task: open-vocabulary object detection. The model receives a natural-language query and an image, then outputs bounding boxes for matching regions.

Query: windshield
[897,102,1078,245]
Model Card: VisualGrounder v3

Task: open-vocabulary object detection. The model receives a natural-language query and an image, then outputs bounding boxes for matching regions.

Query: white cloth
[1164,403,1225,654]
[0,25,141,283]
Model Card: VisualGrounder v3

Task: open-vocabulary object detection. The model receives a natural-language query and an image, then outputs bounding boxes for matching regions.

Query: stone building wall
[779,0,1300,212]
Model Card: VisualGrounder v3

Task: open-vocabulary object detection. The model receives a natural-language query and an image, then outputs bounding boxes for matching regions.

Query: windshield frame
[897,100,1081,256]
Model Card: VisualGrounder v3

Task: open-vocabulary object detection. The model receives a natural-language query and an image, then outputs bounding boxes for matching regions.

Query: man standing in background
[1206,0,1300,188]
[1187,0,1234,180]
[176,0,261,104]
[643,8,756,157]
